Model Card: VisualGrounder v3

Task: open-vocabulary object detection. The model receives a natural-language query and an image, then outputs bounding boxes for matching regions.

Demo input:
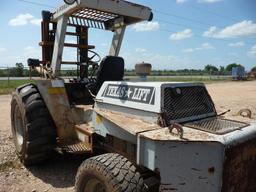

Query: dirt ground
[0,81,255,192]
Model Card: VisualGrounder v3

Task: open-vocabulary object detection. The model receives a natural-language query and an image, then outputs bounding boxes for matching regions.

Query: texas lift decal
[102,84,155,105]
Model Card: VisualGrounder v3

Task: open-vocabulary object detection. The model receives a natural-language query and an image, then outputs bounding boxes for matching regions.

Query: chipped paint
[48,87,65,94]
[96,114,103,124]
[95,109,159,135]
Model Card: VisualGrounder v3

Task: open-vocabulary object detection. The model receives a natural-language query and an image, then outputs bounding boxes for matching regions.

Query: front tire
[11,84,57,166]
[75,153,145,192]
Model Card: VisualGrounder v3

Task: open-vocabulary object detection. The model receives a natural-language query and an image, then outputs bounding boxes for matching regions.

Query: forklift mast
[30,0,153,79]
[40,11,91,79]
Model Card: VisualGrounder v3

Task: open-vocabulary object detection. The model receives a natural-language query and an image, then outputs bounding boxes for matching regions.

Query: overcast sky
[0,0,255,70]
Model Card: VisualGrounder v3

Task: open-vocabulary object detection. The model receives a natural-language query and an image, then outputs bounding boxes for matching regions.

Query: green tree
[9,63,24,77]
[15,63,24,77]
[251,66,256,72]
[0,69,5,77]
[204,64,218,73]
[219,66,225,75]
[225,63,241,72]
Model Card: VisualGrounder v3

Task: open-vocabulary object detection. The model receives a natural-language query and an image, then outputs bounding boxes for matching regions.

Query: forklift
[11,0,256,191]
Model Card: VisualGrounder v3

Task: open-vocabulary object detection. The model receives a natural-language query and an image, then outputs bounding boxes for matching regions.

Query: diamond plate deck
[62,142,91,153]
[184,117,249,135]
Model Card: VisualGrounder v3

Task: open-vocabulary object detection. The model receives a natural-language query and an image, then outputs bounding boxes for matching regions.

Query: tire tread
[75,153,145,192]
[11,83,56,166]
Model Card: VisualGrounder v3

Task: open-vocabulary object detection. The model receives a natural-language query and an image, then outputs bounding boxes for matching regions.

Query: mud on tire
[11,83,57,166]
[75,153,146,192]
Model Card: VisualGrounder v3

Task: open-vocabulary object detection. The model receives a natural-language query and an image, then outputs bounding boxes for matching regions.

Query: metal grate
[62,142,91,153]
[68,8,119,29]
[163,86,216,123]
[68,16,105,29]
[184,117,248,134]
[73,8,118,22]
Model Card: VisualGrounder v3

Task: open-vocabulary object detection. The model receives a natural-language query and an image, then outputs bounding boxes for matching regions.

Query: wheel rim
[13,104,24,153]
[84,178,106,192]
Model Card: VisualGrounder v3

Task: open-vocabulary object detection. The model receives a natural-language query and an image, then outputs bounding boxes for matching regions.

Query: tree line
[126,63,255,76]
[0,62,255,77]
[0,63,39,77]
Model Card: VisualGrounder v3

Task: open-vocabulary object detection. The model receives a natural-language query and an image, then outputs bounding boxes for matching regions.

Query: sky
[0,0,256,70]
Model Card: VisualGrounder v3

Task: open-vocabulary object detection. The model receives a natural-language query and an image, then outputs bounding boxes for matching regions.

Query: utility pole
[7,65,10,87]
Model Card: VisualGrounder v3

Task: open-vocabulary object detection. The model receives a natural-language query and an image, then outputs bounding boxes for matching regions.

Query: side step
[61,124,94,154]
[62,142,91,154]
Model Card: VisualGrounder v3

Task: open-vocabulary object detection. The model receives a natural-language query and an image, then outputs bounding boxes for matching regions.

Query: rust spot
[208,167,215,175]
[160,185,178,191]
[95,109,159,135]
[168,123,184,138]
[185,130,214,140]
[96,114,103,124]
[160,183,180,191]
[237,108,252,119]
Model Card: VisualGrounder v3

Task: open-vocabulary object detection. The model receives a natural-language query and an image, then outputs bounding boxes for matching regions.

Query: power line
[18,0,55,8]
[16,0,256,45]
[154,9,256,45]
[157,18,207,31]
[189,4,239,23]
[154,9,212,28]
[154,6,240,29]
[159,28,210,41]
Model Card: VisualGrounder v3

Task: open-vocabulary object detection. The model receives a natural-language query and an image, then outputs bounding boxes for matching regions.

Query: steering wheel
[88,50,101,66]
[87,50,101,81]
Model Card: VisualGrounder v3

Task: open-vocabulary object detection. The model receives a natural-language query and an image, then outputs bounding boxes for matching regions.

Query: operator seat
[91,56,124,95]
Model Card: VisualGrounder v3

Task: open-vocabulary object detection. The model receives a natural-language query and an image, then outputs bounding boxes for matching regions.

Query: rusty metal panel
[92,110,141,144]
[222,138,256,192]
[139,121,256,143]
[139,126,218,142]
[138,138,224,192]
[36,80,78,145]
[137,123,256,192]
[95,101,159,124]
[94,108,160,136]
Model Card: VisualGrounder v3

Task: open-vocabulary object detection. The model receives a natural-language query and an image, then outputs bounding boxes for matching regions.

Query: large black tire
[11,83,57,166]
[75,153,146,192]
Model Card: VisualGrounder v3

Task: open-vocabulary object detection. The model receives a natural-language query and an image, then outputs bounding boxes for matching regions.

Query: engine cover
[96,81,216,123]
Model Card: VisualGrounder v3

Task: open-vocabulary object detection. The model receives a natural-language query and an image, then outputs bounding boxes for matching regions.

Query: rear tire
[75,153,146,192]
[11,84,57,166]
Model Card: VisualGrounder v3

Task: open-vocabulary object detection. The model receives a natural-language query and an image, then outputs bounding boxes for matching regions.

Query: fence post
[29,66,32,80]
[7,65,10,87]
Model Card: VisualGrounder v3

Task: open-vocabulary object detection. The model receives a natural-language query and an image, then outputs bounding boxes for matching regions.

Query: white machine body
[92,81,256,192]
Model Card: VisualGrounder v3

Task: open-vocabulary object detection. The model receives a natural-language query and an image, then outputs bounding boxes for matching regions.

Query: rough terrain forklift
[11,0,256,191]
